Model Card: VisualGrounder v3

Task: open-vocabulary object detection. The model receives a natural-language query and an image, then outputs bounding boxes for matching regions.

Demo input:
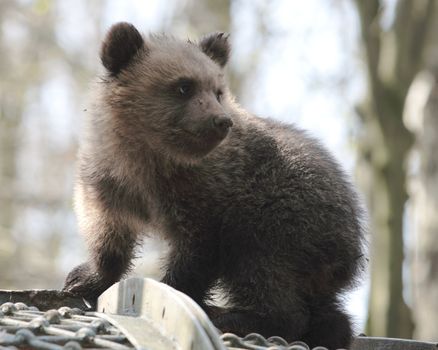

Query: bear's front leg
[63,199,140,301]
[161,237,219,307]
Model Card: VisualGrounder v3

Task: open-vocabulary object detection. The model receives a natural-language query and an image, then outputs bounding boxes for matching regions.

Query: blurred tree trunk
[354,0,435,338]
[404,70,438,341]
[0,95,22,287]
[179,0,231,34]
[0,0,22,287]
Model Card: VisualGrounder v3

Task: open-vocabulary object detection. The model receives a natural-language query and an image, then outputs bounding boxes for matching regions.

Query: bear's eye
[176,79,195,97]
[216,89,223,102]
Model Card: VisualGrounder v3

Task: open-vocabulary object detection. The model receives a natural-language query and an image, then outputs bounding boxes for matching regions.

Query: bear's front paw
[63,262,108,301]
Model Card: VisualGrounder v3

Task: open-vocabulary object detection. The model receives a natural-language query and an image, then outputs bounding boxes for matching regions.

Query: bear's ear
[100,22,144,75]
[199,32,230,67]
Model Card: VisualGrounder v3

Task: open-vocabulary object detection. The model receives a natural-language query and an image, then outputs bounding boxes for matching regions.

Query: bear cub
[64,22,366,349]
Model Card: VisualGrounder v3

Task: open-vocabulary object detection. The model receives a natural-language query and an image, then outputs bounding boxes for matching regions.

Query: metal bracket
[96,278,227,350]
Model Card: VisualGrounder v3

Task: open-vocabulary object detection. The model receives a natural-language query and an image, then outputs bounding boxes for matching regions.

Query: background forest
[1,0,437,341]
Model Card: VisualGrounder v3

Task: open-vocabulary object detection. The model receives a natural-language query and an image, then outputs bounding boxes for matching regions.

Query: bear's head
[99,22,234,162]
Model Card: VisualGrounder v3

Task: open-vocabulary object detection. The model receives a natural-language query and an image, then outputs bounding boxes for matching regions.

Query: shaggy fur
[64,22,366,349]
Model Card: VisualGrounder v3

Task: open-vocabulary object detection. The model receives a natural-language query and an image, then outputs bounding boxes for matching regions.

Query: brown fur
[64,22,366,349]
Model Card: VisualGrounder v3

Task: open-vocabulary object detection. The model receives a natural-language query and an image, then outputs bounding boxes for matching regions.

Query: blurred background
[1,0,437,341]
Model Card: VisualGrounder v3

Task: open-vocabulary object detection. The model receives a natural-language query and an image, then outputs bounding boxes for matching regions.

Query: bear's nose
[212,115,233,130]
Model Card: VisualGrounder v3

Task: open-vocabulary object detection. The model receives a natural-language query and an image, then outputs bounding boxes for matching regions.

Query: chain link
[0,302,134,350]
[220,332,330,350]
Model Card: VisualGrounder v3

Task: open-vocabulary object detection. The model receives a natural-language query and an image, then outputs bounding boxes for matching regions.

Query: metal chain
[0,302,134,350]
[220,332,330,350]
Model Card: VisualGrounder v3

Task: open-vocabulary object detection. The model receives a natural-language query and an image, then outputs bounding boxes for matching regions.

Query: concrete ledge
[351,336,438,350]
[0,289,92,311]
